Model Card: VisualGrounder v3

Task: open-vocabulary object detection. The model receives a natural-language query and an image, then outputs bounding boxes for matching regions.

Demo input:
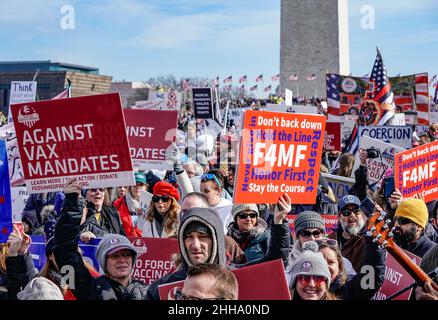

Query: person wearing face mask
[392,199,436,258]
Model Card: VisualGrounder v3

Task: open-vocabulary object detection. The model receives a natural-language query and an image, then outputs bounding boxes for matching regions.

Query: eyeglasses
[299,230,324,238]
[297,275,326,287]
[237,212,257,219]
[340,208,360,217]
[152,195,171,203]
[315,238,338,248]
[395,216,413,225]
[174,288,226,301]
[89,188,105,193]
[201,174,222,188]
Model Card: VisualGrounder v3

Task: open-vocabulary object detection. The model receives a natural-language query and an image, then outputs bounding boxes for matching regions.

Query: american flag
[365,48,395,125]
[288,74,298,81]
[223,76,232,84]
[239,75,247,83]
[306,73,316,81]
[250,85,258,91]
[430,74,437,84]
[211,76,219,87]
[326,73,342,118]
[434,83,438,104]
[225,83,232,90]
[256,74,263,82]
[264,85,272,92]
[271,74,280,81]
[240,84,245,90]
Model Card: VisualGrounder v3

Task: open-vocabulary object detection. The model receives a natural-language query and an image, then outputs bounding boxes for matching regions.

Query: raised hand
[64,178,81,195]
[274,193,292,224]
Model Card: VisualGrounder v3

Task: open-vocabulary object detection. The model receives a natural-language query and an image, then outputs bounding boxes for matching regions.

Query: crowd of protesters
[0,95,437,302]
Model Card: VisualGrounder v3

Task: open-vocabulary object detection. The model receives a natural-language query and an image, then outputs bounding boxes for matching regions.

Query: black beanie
[183,221,211,239]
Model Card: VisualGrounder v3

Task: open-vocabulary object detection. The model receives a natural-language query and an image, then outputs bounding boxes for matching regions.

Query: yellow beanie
[395,199,428,228]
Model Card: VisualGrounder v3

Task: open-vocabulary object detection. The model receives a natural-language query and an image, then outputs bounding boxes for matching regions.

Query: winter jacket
[138,212,180,238]
[80,202,126,237]
[23,192,60,225]
[328,228,366,273]
[399,234,437,258]
[295,188,338,215]
[113,196,142,237]
[351,165,368,202]
[52,193,147,300]
[329,236,386,300]
[6,253,38,300]
[146,207,226,300]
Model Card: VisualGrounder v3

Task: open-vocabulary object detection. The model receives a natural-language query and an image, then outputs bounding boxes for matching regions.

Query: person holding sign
[52,179,148,300]
[227,194,291,264]
[138,181,181,238]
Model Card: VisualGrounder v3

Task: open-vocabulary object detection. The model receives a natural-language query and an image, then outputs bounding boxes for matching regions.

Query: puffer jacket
[52,193,147,300]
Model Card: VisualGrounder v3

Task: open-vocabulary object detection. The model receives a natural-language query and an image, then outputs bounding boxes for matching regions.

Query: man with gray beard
[328,195,367,273]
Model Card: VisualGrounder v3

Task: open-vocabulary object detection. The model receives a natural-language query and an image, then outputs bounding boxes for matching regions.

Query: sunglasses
[299,230,324,238]
[395,216,413,225]
[297,275,326,287]
[340,208,360,217]
[315,238,338,248]
[201,174,222,188]
[237,212,257,219]
[174,288,225,301]
[89,188,105,193]
[152,195,171,203]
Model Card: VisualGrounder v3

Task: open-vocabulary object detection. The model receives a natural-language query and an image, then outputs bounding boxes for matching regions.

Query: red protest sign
[234,111,326,204]
[159,259,290,300]
[11,93,135,193]
[394,140,438,202]
[372,250,422,300]
[123,109,178,170]
[324,122,341,151]
[232,259,290,300]
[129,237,179,285]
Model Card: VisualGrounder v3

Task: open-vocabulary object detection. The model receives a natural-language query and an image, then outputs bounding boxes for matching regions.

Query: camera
[366,147,381,159]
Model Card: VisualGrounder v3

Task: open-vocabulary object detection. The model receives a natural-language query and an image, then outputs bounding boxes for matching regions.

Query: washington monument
[280,0,350,98]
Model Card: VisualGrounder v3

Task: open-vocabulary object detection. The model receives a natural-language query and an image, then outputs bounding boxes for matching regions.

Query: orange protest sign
[394,140,438,202]
[234,111,326,204]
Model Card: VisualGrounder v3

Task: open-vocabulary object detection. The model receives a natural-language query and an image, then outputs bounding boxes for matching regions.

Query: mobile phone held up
[383,176,395,199]
[360,196,376,217]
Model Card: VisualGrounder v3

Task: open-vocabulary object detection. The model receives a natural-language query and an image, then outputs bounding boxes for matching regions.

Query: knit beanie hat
[17,277,63,300]
[289,251,331,291]
[183,221,212,239]
[294,211,325,236]
[134,172,147,184]
[153,181,181,201]
[96,234,138,274]
[395,199,428,228]
[231,204,259,220]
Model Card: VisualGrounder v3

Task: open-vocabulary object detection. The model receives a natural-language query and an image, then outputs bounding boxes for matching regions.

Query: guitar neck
[386,239,438,291]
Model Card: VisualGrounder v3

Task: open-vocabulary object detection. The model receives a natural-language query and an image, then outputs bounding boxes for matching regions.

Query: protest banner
[134,89,181,110]
[340,115,357,149]
[372,250,422,300]
[394,140,438,202]
[352,136,405,188]
[358,125,413,149]
[11,93,135,193]
[322,173,355,201]
[123,109,177,171]
[192,88,214,119]
[29,236,100,271]
[8,81,37,123]
[234,111,326,204]
[0,140,12,243]
[324,122,341,151]
[11,186,29,223]
[287,214,338,239]
[228,108,248,130]
[159,259,290,300]
[129,237,179,285]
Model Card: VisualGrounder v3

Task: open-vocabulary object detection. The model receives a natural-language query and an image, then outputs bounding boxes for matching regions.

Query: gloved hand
[165,142,184,174]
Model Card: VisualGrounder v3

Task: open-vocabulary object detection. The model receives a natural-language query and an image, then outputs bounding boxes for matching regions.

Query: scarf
[125,192,140,215]
[227,218,267,243]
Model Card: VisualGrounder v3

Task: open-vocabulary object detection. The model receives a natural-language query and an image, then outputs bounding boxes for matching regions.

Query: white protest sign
[139,189,153,212]
[285,89,293,106]
[340,115,357,149]
[322,173,355,201]
[352,136,405,188]
[8,81,37,123]
[11,186,29,222]
[0,122,25,187]
[134,89,181,110]
[391,113,406,125]
[358,126,413,149]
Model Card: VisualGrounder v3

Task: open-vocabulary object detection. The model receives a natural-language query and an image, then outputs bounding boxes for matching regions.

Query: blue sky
[1,0,437,87]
